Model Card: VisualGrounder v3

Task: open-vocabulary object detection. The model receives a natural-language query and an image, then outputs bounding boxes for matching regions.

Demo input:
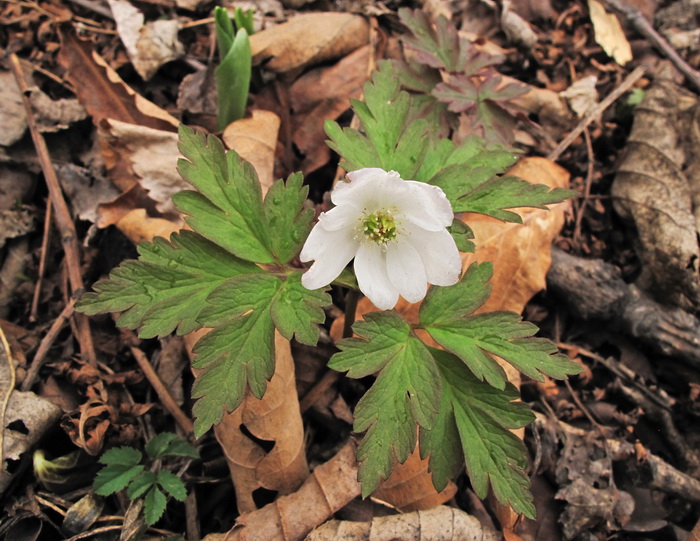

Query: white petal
[386,241,428,303]
[396,181,454,231]
[403,223,462,286]
[318,204,360,232]
[354,243,399,310]
[300,225,359,290]
[334,168,410,211]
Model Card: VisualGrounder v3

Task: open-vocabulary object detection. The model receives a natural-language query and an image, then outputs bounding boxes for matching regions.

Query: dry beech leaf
[289,45,371,175]
[223,110,281,196]
[306,505,500,541]
[587,0,633,65]
[107,0,184,81]
[225,440,361,541]
[249,13,370,73]
[0,71,28,147]
[1,391,63,495]
[115,208,181,245]
[373,450,457,512]
[612,76,700,311]
[57,23,179,131]
[98,119,188,214]
[184,330,309,514]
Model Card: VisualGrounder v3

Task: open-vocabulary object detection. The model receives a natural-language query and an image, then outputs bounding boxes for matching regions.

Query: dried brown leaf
[57,24,179,131]
[249,13,370,73]
[306,506,501,541]
[587,0,633,65]
[225,440,360,541]
[611,76,700,310]
[223,110,281,196]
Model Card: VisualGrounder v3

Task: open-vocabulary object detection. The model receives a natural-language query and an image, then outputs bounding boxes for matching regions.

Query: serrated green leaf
[175,125,272,263]
[144,487,167,525]
[190,272,329,436]
[420,348,536,517]
[325,61,431,179]
[157,470,187,501]
[263,173,314,264]
[420,263,582,388]
[76,231,257,338]
[145,433,199,460]
[399,8,461,72]
[126,471,157,500]
[99,447,142,466]
[271,272,330,345]
[330,312,441,497]
[94,464,145,496]
[451,174,576,221]
[448,219,475,252]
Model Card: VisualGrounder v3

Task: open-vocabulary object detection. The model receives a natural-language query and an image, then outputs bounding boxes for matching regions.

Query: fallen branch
[547,247,700,369]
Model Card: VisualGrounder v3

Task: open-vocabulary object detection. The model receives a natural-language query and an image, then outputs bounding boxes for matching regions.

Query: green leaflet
[329,312,441,496]
[420,348,536,517]
[76,230,258,338]
[145,433,199,460]
[191,271,329,437]
[420,263,582,389]
[176,125,272,263]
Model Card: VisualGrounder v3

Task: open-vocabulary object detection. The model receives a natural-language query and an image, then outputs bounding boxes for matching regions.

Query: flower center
[362,210,397,243]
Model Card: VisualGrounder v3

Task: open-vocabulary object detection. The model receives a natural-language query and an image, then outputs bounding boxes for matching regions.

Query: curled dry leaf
[249,13,370,73]
[223,110,281,196]
[611,76,700,311]
[225,440,360,541]
[0,71,28,147]
[98,119,187,215]
[115,208,181,245]
[57,23,179,131]
[107,0,183,81]
[306,505,500,541]
[186,331,308,514]
[372,450,457,512]
[56,164,121,224]
[1,391,63,495]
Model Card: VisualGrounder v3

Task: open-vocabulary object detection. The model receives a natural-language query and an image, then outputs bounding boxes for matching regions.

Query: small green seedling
[93,433,198,526]
[214,6,253,131]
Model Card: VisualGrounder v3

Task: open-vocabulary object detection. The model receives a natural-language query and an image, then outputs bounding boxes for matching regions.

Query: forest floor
[1,0,700,539]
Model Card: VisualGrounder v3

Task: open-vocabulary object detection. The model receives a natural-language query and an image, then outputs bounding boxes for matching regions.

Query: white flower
[300,168,462,310]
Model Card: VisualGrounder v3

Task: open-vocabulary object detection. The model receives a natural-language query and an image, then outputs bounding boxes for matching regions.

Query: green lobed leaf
[156,470,188,501]
[420,263,582,389]
[126,471,157,500]
[450,174,577,221]
[145,433,199,460]
[420,348,536,517]
[329,312,441,497]
[448,219,475,253]
[398,8,462,72]
[325,61,432,179]
[175,125,272,263]
[76,230,258,338]
[94,464,145,496]
[99,447,142,466]
[144,487,167,525]
[190,271,329,437]
[263,173,314,264]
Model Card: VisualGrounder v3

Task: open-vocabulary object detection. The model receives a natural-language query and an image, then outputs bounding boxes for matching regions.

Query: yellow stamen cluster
[362,210,397,244]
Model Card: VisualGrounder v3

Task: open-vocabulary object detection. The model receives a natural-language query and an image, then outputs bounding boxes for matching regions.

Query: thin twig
[548,66,645,161]
[128,344,195,438]
[21,298,76,391]
[572,127,595,248]
[598,0,700,93]
[299,370,340,414]
[9,53,96,366]
[31,200,52,322]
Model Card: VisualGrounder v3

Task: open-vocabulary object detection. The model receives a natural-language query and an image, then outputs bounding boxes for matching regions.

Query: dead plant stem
[9,53,96,366]
[31,200,52,322]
